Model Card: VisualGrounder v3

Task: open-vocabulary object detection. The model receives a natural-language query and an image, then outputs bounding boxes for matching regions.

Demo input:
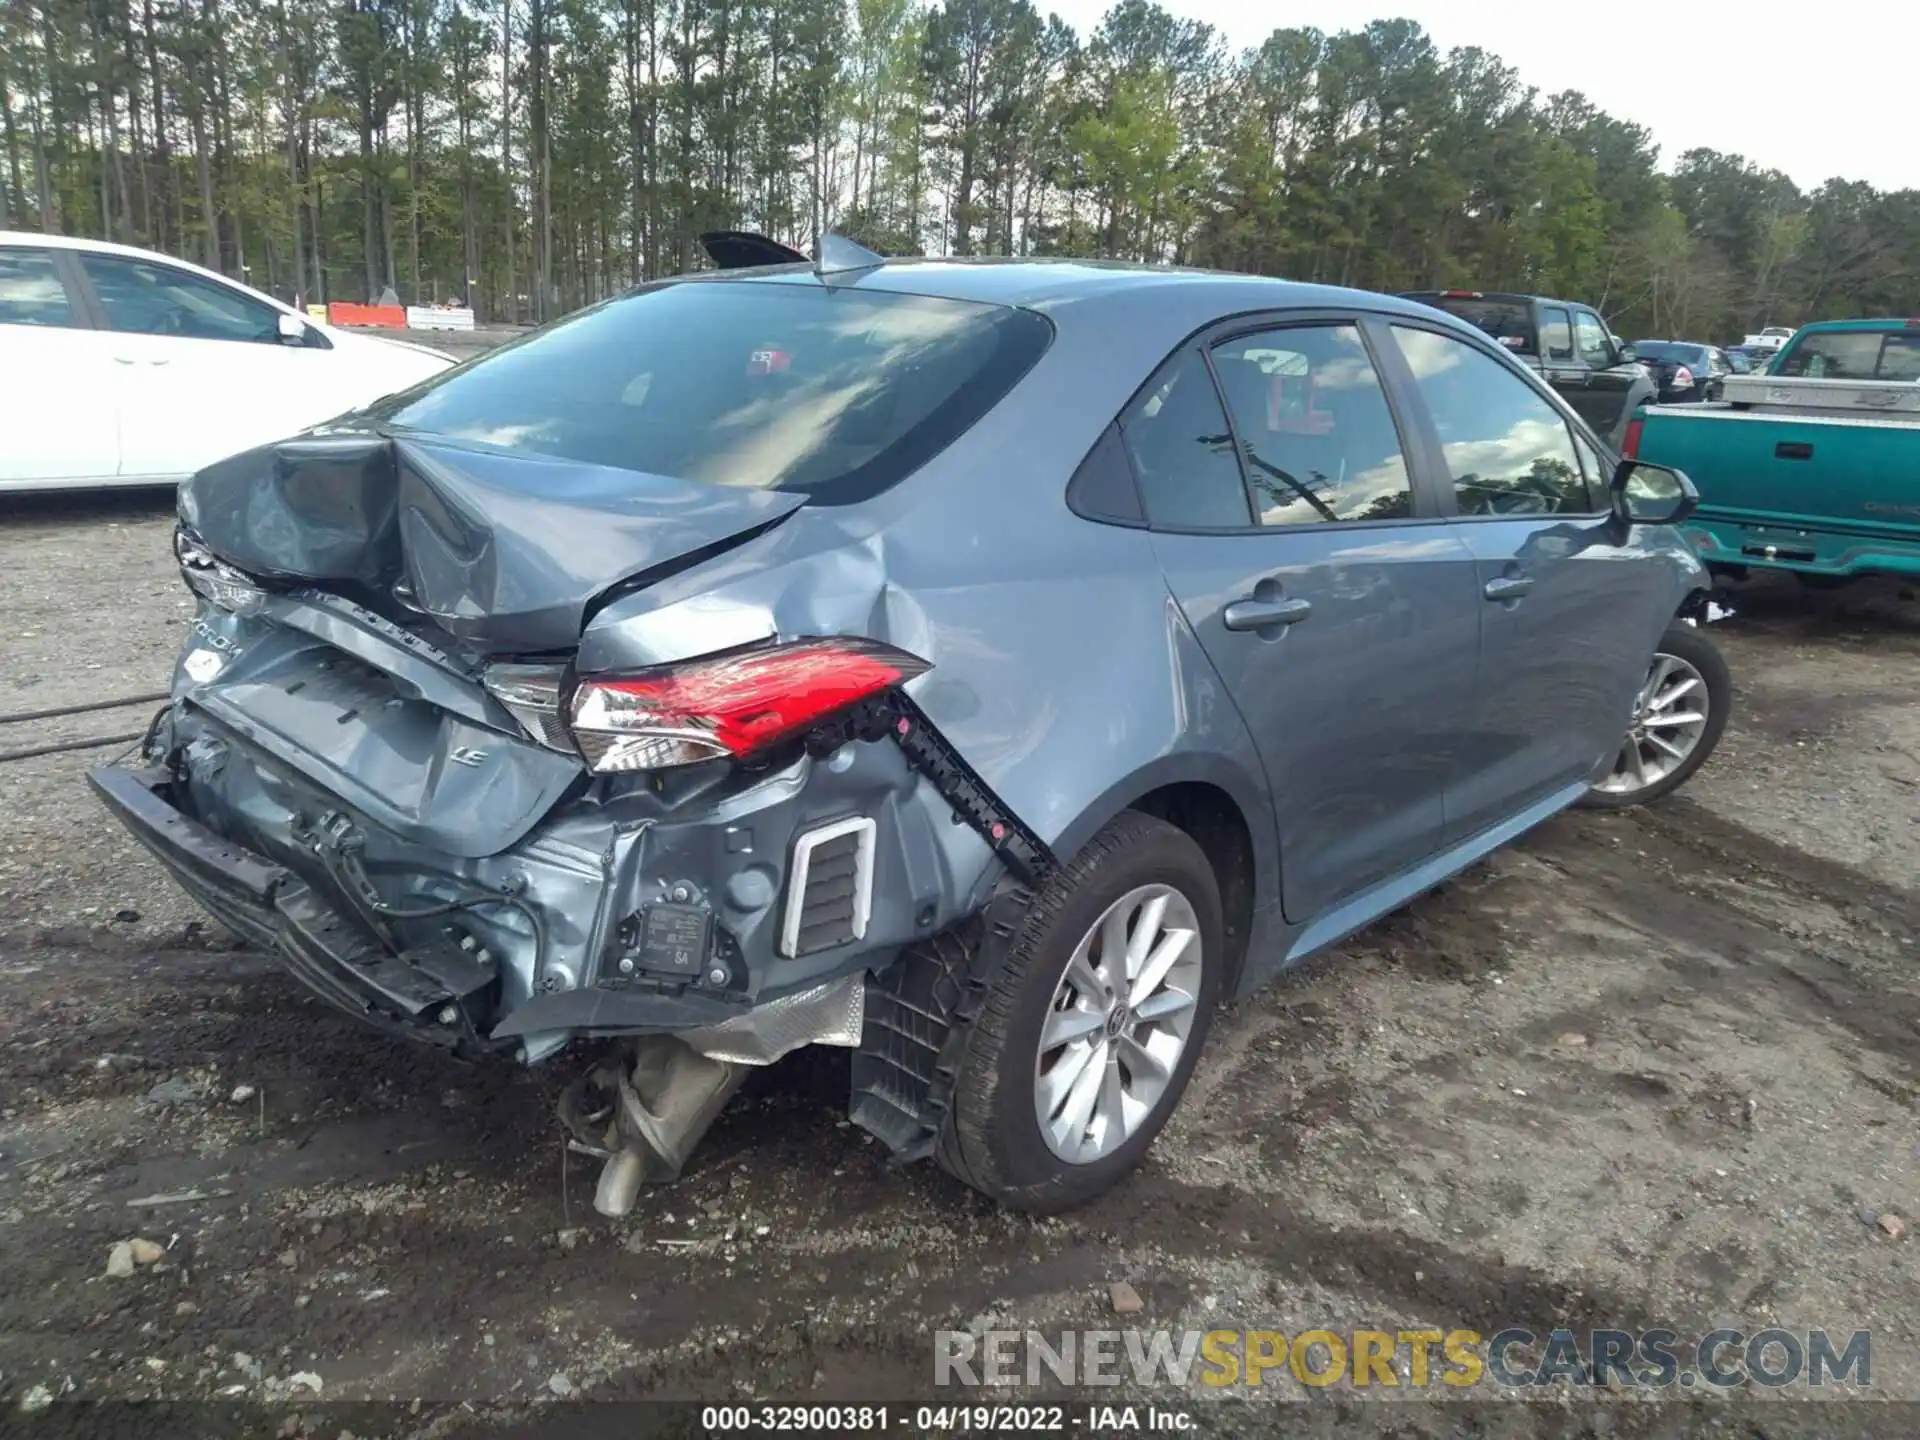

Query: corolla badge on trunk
[448,746,490,768]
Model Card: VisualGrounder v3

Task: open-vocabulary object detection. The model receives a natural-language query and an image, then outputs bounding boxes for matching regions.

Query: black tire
[935,811,1224,1212]
[1580,621,1731,811]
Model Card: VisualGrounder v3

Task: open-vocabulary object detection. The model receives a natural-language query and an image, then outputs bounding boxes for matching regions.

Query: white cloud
[1042,0,1918,192]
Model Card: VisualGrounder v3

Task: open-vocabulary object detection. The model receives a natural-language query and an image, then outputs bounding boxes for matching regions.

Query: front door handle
[1484,574,1535,602]
[1223,596,1313,631]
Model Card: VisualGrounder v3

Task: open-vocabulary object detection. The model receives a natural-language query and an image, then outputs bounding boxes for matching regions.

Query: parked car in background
[95,242,1728,1216]
[0,233,456,493]
[1742,325,1797,356]
[1629,318,1920,584]
[1400,290,1657,450]
[1631,340,1733,402]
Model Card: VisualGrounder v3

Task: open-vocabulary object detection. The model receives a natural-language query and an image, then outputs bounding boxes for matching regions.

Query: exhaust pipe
[567,1036,748,1218]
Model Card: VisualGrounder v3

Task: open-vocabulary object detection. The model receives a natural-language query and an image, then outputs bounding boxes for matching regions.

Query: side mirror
[1615,342,1638,364]
[276,312,309,346]
[1610,458,1697,526]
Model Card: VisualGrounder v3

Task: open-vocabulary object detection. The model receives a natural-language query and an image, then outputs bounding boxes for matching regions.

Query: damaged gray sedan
[91,238,1728,1214]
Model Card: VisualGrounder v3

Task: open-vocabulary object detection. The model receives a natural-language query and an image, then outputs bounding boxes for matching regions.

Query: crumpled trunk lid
[179,431,805,655]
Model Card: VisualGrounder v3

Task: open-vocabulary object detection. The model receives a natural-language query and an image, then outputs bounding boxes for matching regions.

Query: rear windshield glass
[1776,329,1920,382]
[1631,342,1706,364]
[1418,297,1536,356]
[374,280,1053,505]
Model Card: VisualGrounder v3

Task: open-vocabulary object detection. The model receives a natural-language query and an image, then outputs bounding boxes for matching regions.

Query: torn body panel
[106,636,993,1059]
[181,432,803,655]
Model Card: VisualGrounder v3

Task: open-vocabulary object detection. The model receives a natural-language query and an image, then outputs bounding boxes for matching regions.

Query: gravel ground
[3,494,1919,1435]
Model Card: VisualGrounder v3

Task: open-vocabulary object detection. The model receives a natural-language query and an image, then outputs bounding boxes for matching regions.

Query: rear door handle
[1484,574,1535,602]
[1223,596,1313,631]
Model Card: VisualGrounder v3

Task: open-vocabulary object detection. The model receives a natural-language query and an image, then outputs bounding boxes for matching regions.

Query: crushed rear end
[92,441,1041,1213]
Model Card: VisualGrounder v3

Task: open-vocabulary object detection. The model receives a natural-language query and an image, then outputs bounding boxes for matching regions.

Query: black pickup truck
[1400,290,1658,451]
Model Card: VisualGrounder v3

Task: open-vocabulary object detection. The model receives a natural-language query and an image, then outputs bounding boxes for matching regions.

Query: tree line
[2,0,1915,341]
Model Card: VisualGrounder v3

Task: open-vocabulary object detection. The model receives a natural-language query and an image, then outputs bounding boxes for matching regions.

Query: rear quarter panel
[578,278,1297,915]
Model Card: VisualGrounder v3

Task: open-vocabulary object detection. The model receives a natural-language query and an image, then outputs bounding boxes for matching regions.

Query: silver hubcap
[1595,651,1710,795]
[1034,883,1203,1164]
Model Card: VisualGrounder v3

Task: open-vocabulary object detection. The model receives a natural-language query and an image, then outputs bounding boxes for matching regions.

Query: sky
[1043,0,1920,194]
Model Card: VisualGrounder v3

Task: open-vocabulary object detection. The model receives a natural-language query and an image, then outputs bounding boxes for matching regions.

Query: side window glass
[80,253,282,344]
[0,248,77,329]
[1210,324,1411,526]
[1391,327,1592,516]
[1776,332,1880,379]
[1118,349,1252,529]
[1572,432,1612,513]
[1539,307,1573,362]
[1573,312,1612,367]
[1878,334,1920,381]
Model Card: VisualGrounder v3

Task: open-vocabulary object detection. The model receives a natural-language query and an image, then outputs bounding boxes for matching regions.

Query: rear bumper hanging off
[89,764,511,1054]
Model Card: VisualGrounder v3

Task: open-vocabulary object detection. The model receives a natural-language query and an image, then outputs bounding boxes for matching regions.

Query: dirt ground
[4,490,1920,1435]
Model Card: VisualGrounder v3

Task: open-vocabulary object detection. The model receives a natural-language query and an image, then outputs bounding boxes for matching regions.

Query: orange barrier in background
[326,302,406,328]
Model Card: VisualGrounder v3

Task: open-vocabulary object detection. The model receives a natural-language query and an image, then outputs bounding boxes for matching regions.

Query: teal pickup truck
[1628,318,1920,581]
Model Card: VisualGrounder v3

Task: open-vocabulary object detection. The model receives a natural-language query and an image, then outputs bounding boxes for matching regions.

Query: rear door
[1134,315,1481,924]
[0,245,120,486]
[72,250,323,479]
[1378,320,1668,837]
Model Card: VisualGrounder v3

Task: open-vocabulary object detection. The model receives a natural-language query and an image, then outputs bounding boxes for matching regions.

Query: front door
[73,250,318,480]
[1126,319,1480,924]
[1570,308,1640,445]
[1380,321,1667,838]
[1536,303,1592,419]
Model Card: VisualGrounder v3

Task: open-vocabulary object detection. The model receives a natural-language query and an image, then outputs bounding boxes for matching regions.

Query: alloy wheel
[1033,883,1204,1164]
[1594,651,1711,797]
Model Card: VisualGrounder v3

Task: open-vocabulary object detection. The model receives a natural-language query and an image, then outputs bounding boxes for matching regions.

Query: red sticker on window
[748,347,791,375]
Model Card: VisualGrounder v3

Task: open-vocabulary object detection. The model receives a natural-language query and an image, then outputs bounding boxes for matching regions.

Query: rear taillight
[1672,366,1694,391]
[1621,416,1644,459]
[568,638,930,773]
[483,662,574,752]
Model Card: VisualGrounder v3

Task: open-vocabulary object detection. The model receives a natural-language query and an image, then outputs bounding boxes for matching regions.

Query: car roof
[1400,289,1592,309]
[674,255,1457,326]
[1787,318,1920,334]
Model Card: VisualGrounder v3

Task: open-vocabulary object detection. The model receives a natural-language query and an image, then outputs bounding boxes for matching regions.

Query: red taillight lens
[1621,416,1644,460]
[1671,365,1693,391]
[568,637,930,773]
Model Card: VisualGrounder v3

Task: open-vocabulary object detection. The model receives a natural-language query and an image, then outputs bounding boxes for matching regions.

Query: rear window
[1632,342,1706,364]
[1776,329,1920,382]
[1418,297,1536,356]
[0,248,74,328]
[376,280,1053,505]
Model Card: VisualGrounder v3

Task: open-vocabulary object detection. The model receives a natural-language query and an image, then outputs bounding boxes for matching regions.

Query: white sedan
[0,232,457,493]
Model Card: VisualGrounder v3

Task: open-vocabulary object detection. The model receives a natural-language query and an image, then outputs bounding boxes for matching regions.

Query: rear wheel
[1581,622,1731,809]
[936,811,1223,1212]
